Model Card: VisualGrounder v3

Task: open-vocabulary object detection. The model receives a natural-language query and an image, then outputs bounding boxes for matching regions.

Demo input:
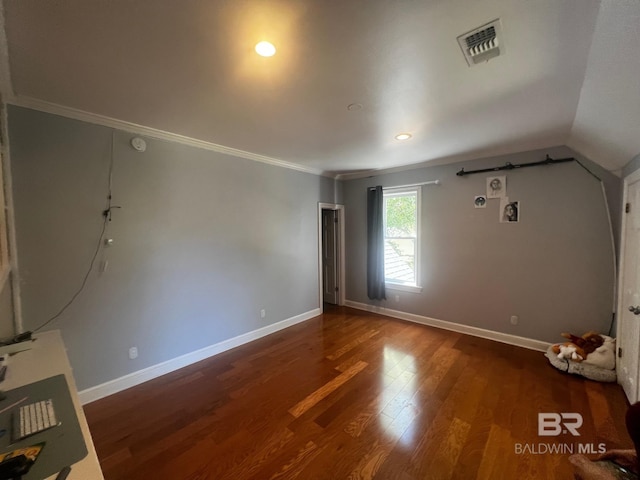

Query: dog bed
[545,345,617,382]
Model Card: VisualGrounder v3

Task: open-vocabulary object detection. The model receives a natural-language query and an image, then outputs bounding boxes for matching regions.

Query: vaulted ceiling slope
[1,0,638,177]
[567,0,640,173]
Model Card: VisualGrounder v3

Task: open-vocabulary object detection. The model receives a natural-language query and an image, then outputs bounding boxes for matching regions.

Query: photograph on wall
[486,175,506,198]
[474,195,487,208]
[500,197,519,223]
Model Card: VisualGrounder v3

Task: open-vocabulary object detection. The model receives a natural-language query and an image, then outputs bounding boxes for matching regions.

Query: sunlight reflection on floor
[379,346,419,446]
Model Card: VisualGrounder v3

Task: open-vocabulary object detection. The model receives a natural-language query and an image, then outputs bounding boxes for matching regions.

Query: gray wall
[9,106,335,390]
[623,153,640,177]
[0,282,14,338]
[343,146,619,343]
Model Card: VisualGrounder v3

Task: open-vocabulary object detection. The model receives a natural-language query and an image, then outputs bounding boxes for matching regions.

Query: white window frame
[383,186,422,293]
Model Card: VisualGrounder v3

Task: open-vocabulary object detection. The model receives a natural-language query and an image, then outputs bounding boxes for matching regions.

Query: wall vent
[457,19,504,66]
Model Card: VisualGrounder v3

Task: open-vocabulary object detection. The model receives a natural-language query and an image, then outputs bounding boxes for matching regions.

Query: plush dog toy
[551,331,605,363]
[554,344,584,361]
[560,331,604,356]
[582,335,616,370]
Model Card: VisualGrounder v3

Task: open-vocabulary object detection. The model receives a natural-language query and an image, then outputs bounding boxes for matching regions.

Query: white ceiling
[567,0,640,173]
[1,0,638,177]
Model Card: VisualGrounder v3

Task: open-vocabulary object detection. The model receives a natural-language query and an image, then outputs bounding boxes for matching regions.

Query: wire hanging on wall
[30,131,119,334]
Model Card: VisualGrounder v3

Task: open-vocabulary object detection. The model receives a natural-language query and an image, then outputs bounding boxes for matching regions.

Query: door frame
[318,203,345,311]
[616,168,640,401]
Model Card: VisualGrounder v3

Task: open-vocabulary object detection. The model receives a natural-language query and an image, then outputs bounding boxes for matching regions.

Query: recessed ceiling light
[395,133,412,141]
[255,41,276,57]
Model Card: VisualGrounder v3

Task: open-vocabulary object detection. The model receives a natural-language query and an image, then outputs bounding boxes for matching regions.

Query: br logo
[538,413,583,436]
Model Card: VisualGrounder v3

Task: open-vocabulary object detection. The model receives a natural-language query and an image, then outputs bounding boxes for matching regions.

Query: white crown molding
[344,300,550,352]
[79,307,321,404]
[9,96,337,178]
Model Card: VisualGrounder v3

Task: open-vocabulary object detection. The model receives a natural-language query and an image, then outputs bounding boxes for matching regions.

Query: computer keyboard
[12,399,60,441]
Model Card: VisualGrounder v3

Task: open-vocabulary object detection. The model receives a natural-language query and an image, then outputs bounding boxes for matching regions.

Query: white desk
[2,330,104,480]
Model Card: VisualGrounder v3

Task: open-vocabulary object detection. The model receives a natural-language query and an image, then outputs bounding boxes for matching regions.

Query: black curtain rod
[456,155,575,177]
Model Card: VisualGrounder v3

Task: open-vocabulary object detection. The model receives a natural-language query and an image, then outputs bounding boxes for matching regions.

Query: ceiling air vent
[457,19,504,66]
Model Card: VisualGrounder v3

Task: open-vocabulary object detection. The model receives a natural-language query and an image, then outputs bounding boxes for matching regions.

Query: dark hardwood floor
[84,306,631,479]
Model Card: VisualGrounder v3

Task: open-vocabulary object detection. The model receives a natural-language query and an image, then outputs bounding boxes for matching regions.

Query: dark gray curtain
[367,186,386,300]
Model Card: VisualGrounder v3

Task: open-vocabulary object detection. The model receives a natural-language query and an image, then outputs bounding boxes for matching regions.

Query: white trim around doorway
[318,203,345,311]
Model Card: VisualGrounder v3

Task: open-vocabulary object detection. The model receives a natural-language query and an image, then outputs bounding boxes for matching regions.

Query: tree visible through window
[383,188,419,286]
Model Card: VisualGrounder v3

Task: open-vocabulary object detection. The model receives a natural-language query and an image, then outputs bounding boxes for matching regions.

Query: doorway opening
[318,203,345,312]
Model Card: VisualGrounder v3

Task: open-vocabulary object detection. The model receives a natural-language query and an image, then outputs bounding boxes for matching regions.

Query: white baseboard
[79,308,321,405]
[344,300,550,352]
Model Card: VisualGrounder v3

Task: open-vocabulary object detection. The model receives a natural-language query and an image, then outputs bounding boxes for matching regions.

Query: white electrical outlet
[260,309,266,319]
[129,347,138,359]
[510,315,519,325]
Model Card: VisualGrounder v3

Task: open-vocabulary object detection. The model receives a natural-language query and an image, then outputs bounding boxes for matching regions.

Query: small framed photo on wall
[487,176,506,198]
[500,198,519,223]
[474,195,487,208]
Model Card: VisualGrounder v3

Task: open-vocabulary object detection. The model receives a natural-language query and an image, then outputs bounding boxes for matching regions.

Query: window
[383,187,421,292]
